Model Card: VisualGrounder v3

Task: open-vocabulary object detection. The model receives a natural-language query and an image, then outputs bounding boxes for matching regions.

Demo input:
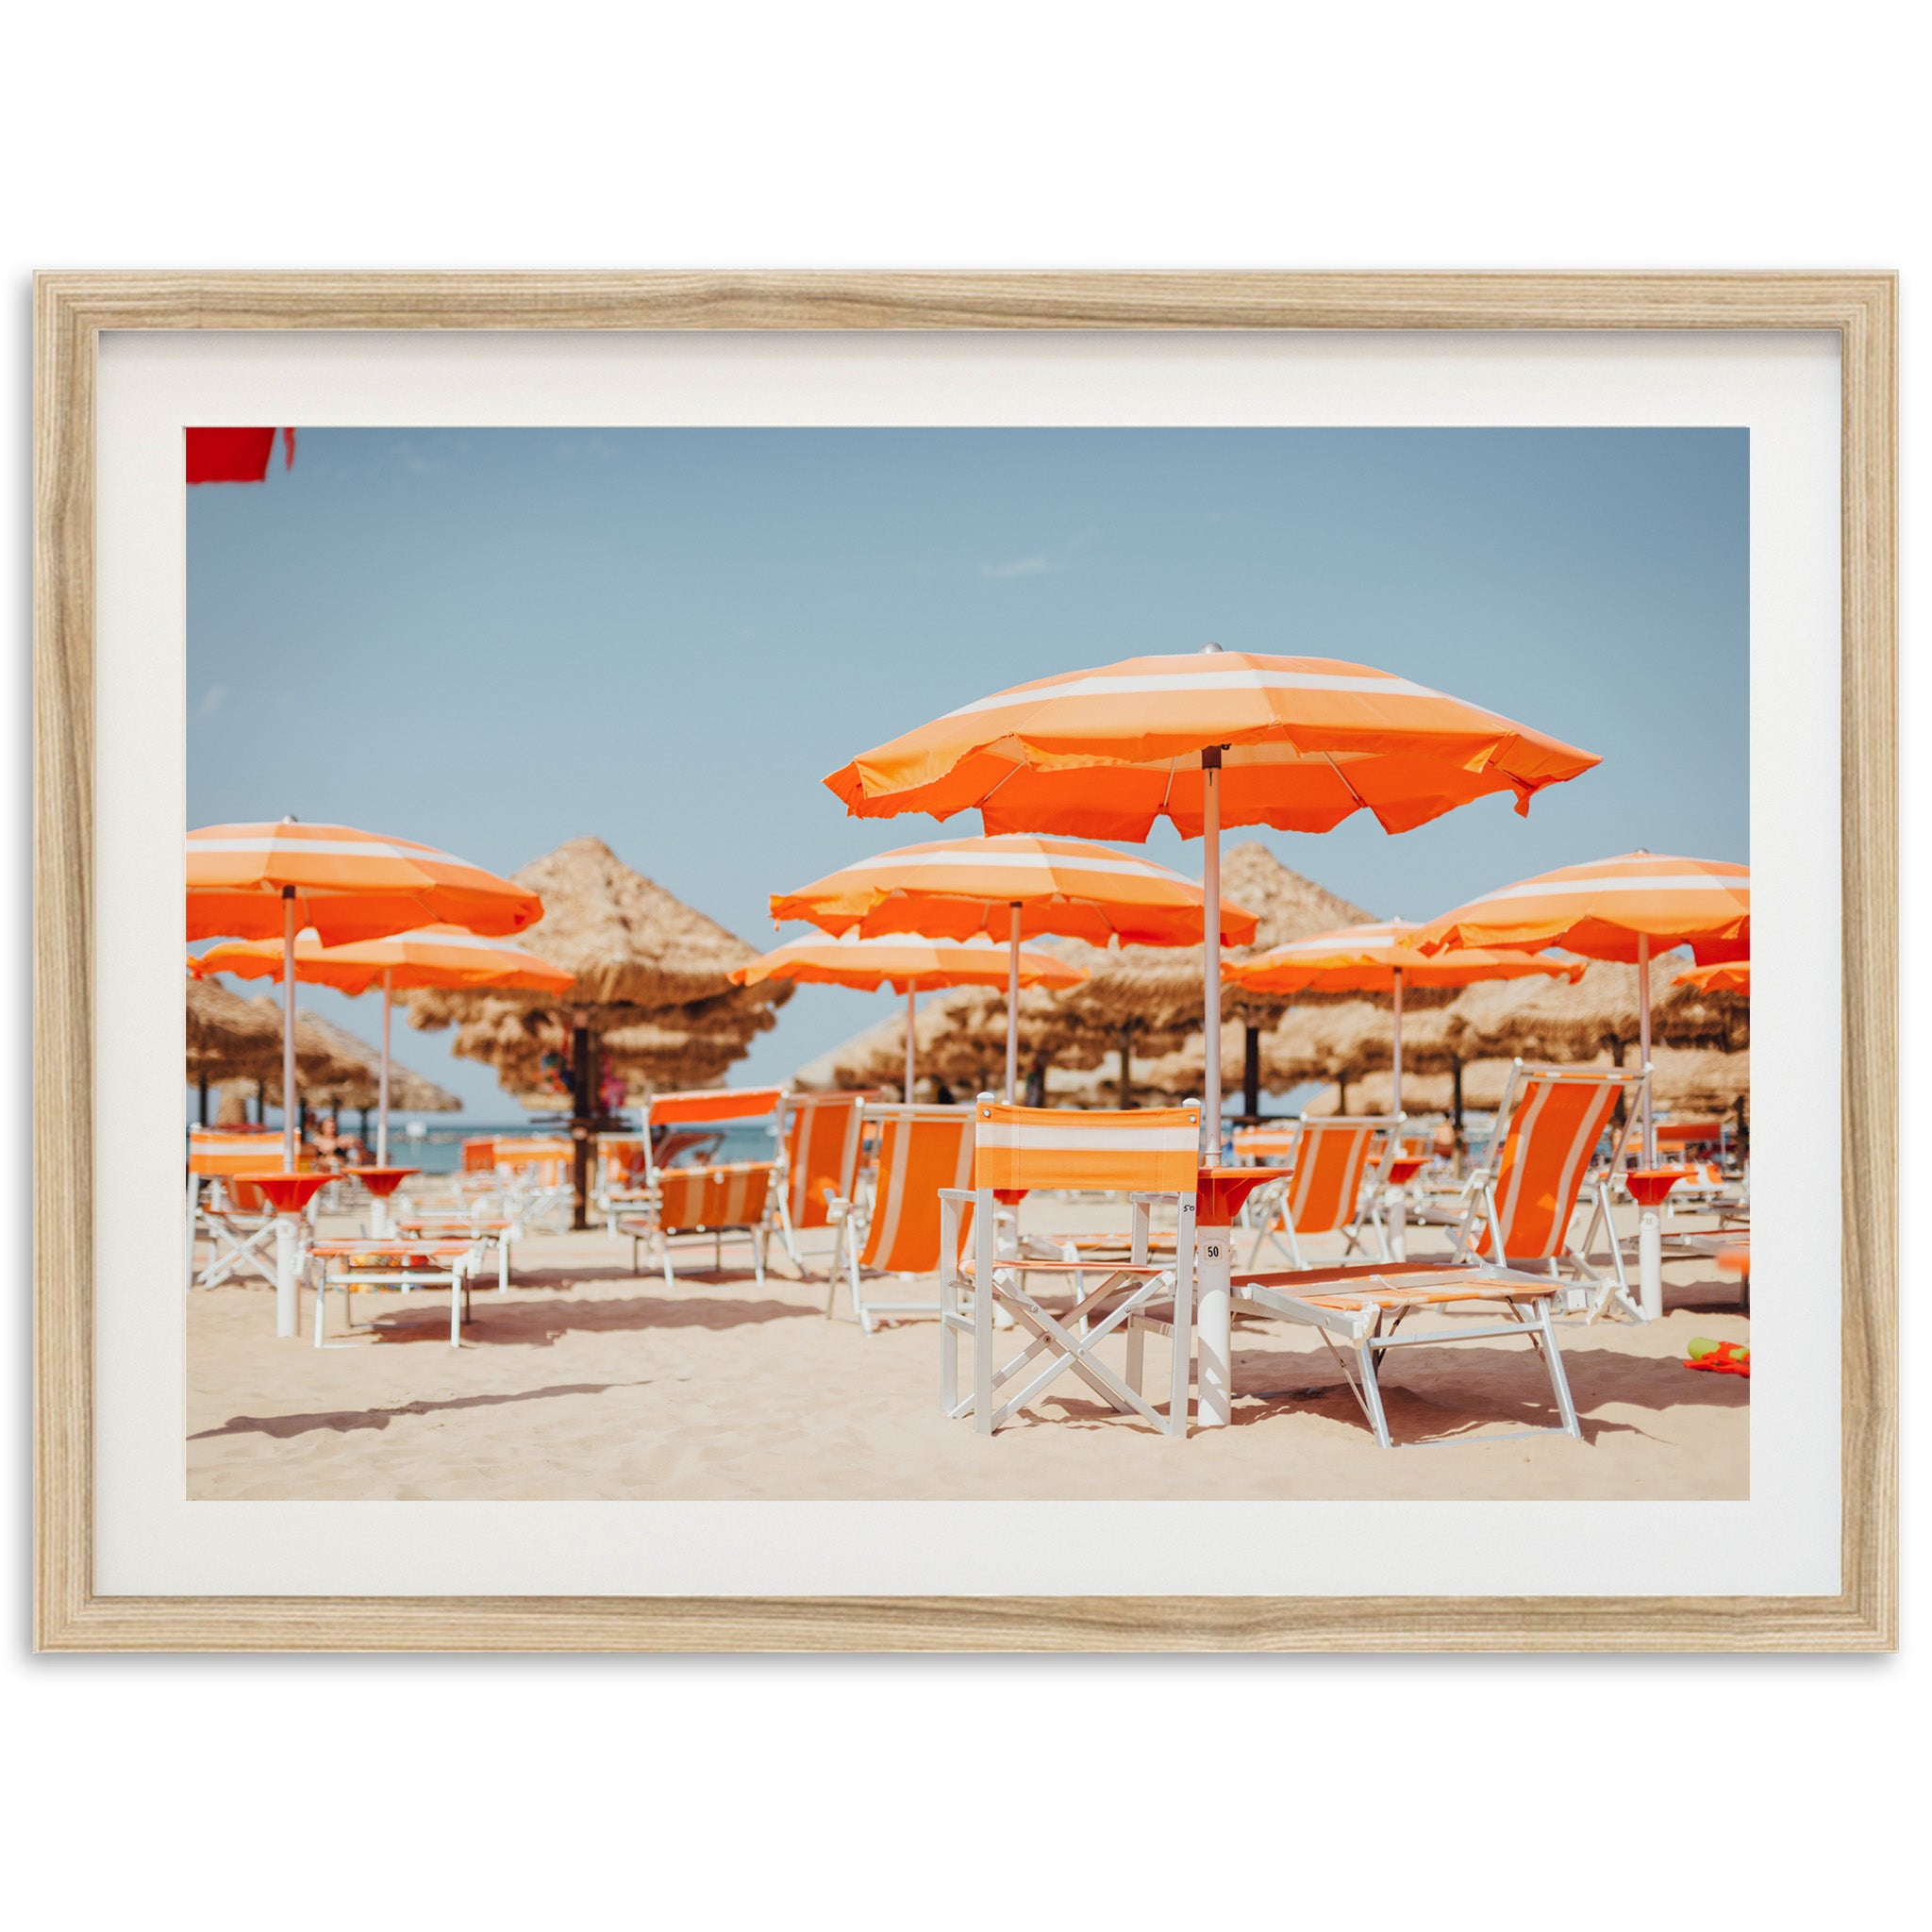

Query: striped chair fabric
[860,1108,975,1274]
[1474,1072,1625,1263]
[188,1127,295,1177]
[782,1092,866,1232]
[644,1086,786,1127]
[1282,1119,1384,1235]
[655,1161,774,1235]
[972,1102,1201,1195]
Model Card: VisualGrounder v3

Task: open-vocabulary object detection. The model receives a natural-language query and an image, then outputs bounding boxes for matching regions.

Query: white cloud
[196,684,227,719]
[980,554,1052,579]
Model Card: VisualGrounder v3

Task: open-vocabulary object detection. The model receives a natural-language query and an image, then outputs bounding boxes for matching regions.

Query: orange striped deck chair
[1454,1061,1648,1322]
[941,1098,1201,1438]
[622,1087,785,1286]
[185,1127,307,1290]
[827,1105,975,1331]
[775,1091,868,1278]
[489,1136,575,1232]
[1244,1115,1399,1270]
[1230,1124,1298,1167]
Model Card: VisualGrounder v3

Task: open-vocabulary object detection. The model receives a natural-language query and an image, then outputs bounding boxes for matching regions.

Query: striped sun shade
[187,821,543,946]
[1224,920,1585,995]
[1413,853,1750,965]
[824,652,1600,841]
[770,834,1257,946]
[192,924,573,996]
[729,931,1089,996]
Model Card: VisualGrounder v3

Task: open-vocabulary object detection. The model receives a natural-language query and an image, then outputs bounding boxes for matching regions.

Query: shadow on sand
[191,1379,645,1442]
[345,1291,820,1349]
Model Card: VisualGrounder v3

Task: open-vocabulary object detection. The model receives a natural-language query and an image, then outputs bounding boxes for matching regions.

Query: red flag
[186,428,292,484]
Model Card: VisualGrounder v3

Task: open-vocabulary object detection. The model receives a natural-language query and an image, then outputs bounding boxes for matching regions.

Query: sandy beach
[187,1206,1749,1501]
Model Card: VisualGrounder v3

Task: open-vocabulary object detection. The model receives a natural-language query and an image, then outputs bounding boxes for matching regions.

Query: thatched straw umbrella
[248,1004,458,1117]
[187,978,285,1123]
[402,837,791,1223]
[1045,843,1374,1116]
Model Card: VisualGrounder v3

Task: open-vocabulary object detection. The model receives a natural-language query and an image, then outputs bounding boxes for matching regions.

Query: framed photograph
[34,273,1895,1651]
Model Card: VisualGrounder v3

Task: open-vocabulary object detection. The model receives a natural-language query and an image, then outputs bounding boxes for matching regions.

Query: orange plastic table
[1625,1167,1691,1208]
[250,1172,333,1217]
[1625,1169,1691,1321]
[1193,1168,1273,1430]
[247,1172,332,1339]
[346,1165,418,1198]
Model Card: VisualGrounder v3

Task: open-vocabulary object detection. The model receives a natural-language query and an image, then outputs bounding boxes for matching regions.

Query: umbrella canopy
[825,649,1601,840]
[1224,918,1584,1111]
[772,833,1255,1101]
[186,820,543,946]
[735,931,1089,1101]
[772,835,1256,947]
[825,644,1598,1148]
[1414,850,1749,1162]
[197,924,573,1164]
[1675,959,1751,994]
[195,924,575,996]
[1413,851,1749,964]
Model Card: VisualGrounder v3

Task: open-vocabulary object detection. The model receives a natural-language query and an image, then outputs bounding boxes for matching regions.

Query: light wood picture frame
[33,272,1897,1652]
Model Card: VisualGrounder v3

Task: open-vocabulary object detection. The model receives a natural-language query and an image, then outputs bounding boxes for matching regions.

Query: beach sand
[186,1204,1749,1501]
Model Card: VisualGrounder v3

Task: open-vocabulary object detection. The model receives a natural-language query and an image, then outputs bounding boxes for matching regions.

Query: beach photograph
[182,424,1752,1502]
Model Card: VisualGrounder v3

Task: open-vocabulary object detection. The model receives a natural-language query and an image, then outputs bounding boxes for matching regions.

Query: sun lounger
[1225,1258,1585,1448]
[1448,1060,1649,1322]
[391,1208,516,1289]
[618,1088,786,1286]
[1243,1114,1400,1270]
[306,1237,487,1346]
[774,1091,869,1278]
[940,1098,1201,1437]
[826,1104,974,1330]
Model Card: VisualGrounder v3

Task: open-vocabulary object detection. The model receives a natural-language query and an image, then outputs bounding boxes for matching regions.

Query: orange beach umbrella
[1413,851,1749,1162]
[187,819,542,1174]
[194,925,573,1165]
[826,646,1599,1141]
[1223,920,1585,1111]
[771,834,1256,1100]
[1674,959,1750,995]
[731,931,1088,1099]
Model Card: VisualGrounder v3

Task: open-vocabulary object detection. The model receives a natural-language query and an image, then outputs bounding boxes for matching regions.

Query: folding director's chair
[185,1128,303,1291]
[941,1098,1201,1438]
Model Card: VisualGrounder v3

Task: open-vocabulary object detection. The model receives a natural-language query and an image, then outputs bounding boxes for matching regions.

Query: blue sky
[188,426,1748,1119]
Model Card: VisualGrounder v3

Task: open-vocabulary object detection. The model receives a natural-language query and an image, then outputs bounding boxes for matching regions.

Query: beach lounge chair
[307,1236,488,1347]
[940,1098,1201,1438]
[1242,1115,1399,1270]
[619,1087,786,1286]
[185,1127,301,1291]
[391,1206,517,1290]
[1227,1257,1584,1448]
[491,1137,575,1234]
[1448,1060,1648,1322]
[826,1103,974,1331]
[774,1091,868,1277]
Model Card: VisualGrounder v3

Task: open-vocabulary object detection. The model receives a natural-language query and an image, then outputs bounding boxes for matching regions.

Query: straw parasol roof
[246,1004,460,1112]
[1440,958,1747,1063]
[401,836,791,1102]
[1044,842,1375,1034]
[403,836,792,1021]
[186,977,289,1082]
[1302,1047,1749,1123]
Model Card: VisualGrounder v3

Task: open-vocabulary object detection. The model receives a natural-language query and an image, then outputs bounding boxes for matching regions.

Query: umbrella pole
[377,968,392,1169]
[1005,902,1021,1103]
[905,985,917,1102]
[1638,934,1655,1165]
[1202,746,1223,1155]
[280,888,297,1171]
[1391,969,1404,1117]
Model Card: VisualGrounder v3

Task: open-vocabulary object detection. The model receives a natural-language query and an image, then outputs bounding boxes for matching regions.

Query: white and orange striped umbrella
[772,834,1255,1101]
[1223,919,1584,1113]
[186,820,542,946]
[187,820,541,1185]
[732,932,1088,1101]
[1412,852,1749,964]
[824,650,1599,841]
[825,644,1598,1144]
[772,835,1257,947]
[194,924,573,997]
[1674,959,1750,995]
[1414,852,1749,1164]
[193,924,571,1169]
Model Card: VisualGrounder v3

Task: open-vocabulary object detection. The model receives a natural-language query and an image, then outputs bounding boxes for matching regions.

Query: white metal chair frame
[307,1239,487,1348]
[826,1104,973,1332]
[1447,1060,1649,1324]
[620,1096,784,1288]
[773,1094,869,1281]
[1231,1260,1586,1450]
[186,1174,282,1290]
[1244,1114,1402,1271]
